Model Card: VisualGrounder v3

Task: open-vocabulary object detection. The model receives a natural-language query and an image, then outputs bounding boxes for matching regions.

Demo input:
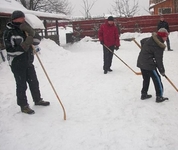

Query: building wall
[154,0,174,14]
[174,0,178,12]
[149,0,178,14]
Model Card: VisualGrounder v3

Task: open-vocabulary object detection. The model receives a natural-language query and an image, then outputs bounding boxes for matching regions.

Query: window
[158,7,172,14]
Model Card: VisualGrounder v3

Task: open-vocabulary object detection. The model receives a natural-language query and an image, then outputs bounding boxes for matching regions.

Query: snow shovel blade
[121,37,135,41]
[135,72,142,75]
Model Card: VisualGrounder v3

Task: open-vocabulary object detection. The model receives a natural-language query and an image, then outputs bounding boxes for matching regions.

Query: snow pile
[25,14,45,29]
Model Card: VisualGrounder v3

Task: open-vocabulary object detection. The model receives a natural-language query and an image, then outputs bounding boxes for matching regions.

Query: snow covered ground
[1,27,178,150]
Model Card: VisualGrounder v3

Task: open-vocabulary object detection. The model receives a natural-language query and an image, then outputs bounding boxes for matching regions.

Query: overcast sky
[68,0,150,17]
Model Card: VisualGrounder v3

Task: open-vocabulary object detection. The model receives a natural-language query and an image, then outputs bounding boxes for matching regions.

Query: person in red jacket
[98,16,120,74]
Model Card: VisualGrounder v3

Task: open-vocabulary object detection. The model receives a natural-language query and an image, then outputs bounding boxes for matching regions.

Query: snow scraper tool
[25,14,67,120]
[104,44,141,75]
[133,39,178,92]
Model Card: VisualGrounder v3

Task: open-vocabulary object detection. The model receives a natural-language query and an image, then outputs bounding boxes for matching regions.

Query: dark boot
[156,96,169,103]
[104,70,107,74]
[141,94,152,100]
[108,68,113,72]
[21,105,35,114]
[35,99,50,106]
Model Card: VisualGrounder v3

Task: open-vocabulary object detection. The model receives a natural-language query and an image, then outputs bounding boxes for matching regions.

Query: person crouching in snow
[3,10,50,114]
[98,16,120,74]
[137,28,169,103]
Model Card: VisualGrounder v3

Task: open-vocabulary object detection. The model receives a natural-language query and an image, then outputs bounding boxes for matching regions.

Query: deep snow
[1,27,178,150]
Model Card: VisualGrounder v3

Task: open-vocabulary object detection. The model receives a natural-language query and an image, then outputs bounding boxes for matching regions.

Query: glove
[100,41,104,45]
[20,22,35,37]
[115,46,119,50]
[34,45,41,52]
[160,72,165,76]
[20,36,33,51]
[33,32,41,45]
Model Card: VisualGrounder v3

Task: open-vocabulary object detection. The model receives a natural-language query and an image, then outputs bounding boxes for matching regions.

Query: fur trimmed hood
[152,32,166,49]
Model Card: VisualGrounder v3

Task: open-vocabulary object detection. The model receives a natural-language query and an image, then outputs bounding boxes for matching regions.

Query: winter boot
[35,99,50,106]
[21,105,35,114]
[141,94,152,100]
[156,96,169,103]
[104,70,107,74]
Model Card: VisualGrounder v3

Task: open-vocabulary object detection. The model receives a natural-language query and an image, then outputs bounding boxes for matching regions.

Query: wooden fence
[72,13,178,40]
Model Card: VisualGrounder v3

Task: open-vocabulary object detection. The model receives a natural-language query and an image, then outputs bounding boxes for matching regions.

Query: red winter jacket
[98,21,120,47]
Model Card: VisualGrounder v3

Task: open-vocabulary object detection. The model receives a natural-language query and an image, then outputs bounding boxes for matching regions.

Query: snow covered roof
[149,0,167,9]
[0,0,69,20]
[149,3,155,11]
[150,3,156,7]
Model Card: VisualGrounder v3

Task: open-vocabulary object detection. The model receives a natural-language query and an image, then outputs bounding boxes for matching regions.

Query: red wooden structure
[72,14,178,39]
[149,0,178,15]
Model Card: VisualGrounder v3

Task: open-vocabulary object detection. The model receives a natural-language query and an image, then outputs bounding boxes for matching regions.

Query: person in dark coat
[3,10,50,114]
[157,15,173,51]
[137,28,169,103]
[98,16,120,74]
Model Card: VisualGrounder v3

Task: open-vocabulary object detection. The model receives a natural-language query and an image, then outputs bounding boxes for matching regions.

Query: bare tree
[111,0,139,17]
[144,8,152,15]
[43,0,73,15]
[81,0,97,19]
[18,0,41,10]
[17,0,73,15]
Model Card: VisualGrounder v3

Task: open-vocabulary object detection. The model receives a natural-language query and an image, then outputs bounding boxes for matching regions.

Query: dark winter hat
[157,28,168,38]
[11,10,25,20]
[108,16,114,21]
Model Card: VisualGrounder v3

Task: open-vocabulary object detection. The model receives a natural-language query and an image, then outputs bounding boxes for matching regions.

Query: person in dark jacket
[157,15,173,51]
[137,28,169,103]
[98,16,120,74]
[3,10,50,114]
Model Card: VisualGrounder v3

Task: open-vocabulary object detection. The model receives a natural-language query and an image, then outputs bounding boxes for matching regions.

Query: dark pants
[141,69,163,97]
[11,63,41,107]
[166,36,171,50]
[103,45,114,71]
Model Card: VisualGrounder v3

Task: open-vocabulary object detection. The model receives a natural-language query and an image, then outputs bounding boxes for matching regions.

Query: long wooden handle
[132,38,178,92]
[133,39,141,49]
[164,75,178,92]
[104,44,141,75]
[33,45,67,120]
